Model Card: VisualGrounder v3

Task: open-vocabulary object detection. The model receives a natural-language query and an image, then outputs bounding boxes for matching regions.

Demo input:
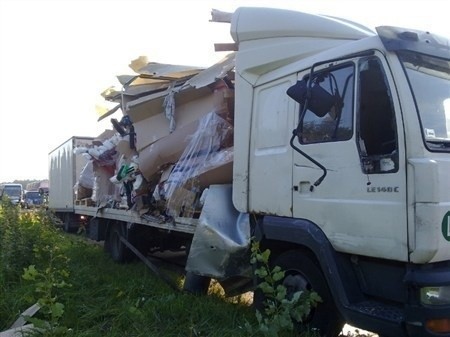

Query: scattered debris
[0,303,40,337]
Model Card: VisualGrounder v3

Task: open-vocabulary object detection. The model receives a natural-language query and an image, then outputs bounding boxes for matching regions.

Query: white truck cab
[230,7,450,337]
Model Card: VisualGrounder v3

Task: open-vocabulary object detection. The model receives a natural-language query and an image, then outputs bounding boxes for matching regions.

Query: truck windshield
[26,191,41,200]
[399,51,450,151]
[3,186,21,197]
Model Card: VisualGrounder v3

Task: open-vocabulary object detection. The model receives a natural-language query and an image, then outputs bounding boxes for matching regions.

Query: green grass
[0,202,257,337]
[1,201,365,337]
[60,238,256,337]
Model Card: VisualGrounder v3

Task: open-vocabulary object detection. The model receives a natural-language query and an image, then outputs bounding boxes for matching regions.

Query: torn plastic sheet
[71,131,124,204]
[163,83,176,132]
[164,110,234,211]
[91,162,116,203]
[74,159,94,200]
[185,184,252,279]
[73,132,120,167]
[78,159,94,189]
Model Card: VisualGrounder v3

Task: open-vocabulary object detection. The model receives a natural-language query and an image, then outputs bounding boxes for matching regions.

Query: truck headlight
[421,286,450,305]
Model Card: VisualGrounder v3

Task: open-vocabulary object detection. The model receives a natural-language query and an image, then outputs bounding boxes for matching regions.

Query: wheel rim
[283,271,315,322]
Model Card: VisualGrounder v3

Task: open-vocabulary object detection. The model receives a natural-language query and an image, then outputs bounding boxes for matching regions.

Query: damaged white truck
[48,7,450,337]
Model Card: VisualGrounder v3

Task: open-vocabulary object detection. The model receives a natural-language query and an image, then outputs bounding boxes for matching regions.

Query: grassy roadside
[0,200,376,337]
[0,203,256,337]
[54,237,256,337]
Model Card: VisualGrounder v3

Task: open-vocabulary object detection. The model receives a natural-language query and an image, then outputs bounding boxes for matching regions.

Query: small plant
[248,241,321,337]
[0,198,35,282]
[22,244,72,336]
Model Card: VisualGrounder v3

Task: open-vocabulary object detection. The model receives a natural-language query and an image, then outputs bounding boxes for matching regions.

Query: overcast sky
[0,0,449,183]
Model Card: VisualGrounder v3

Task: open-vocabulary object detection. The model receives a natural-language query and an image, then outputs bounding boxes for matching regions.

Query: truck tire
[254,250,344,337]
[105,222,133,263]
[183,271,211,295]
[63,213,76,233]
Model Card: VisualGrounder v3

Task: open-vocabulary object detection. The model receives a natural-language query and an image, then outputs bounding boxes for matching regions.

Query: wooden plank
[9,303,40,329]
[76,198,95,206]
[210,9,232,23]
[0,324,35,337]
[214,43,238,52]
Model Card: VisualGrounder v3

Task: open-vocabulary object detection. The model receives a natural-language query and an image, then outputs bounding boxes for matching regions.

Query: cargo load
[73,53,235,219]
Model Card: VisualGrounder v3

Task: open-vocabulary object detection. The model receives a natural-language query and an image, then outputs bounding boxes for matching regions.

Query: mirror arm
[289,132,327,191]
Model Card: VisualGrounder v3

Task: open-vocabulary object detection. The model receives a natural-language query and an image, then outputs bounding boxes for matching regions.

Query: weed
[247,241,321,337]
[22,244,72,336]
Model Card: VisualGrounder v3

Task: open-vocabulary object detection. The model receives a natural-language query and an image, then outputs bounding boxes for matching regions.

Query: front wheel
[254,250,344,337]
[183,271,211,295]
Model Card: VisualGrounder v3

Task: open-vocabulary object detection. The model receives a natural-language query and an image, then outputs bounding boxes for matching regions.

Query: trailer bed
[74,205,197,234]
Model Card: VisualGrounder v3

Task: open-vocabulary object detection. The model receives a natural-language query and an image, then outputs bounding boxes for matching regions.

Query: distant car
[23,191,43,209]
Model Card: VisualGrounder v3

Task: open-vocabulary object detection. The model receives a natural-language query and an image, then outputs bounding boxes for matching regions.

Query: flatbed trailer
[74,205,197,235]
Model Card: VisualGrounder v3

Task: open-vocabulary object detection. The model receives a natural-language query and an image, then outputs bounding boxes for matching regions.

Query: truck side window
[299,64,354,144]
[358,57,398,174]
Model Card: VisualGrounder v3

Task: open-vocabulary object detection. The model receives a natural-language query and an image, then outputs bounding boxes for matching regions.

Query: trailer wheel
[106,222,132,263]
[63,213,76,233]
[183,271,211,295]
[254,250,344,337]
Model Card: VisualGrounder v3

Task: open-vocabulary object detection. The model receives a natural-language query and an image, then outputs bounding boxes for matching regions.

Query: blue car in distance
[22,190,43,209]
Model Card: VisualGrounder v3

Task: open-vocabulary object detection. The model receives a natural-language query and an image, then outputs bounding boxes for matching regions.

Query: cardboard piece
[138,120,199,181]
[166,186,197,217]
[135,86,233,180]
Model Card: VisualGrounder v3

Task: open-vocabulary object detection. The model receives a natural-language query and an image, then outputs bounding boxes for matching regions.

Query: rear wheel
[63,213,77,233]
[254,250,344,337]
[105,222,133,263]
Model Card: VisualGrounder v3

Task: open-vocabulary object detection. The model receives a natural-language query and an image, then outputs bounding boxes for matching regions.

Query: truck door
[291,53,408,261]
[248,75,297,217]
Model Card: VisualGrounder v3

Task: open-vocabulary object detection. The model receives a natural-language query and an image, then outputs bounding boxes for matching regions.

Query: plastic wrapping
[78,160,94,189]
[74,159,94,200]
[91,162,116,203]
[72,132,123,204]
[134,84,233,180]
[73,133,120,167]
[164,111,234,216]
[163,84,176,133]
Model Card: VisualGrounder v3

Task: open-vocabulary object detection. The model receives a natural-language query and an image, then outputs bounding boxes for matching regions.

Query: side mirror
[287,79,336,117]
[286,79,308,105]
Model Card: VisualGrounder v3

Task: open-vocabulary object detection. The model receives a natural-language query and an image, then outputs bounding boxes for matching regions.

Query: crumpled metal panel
[185,184,251,279]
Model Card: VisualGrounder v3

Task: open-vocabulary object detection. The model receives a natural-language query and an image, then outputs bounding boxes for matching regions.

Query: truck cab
[231,7,450,337]
[0,183,23,206]
[22,190,44,209]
